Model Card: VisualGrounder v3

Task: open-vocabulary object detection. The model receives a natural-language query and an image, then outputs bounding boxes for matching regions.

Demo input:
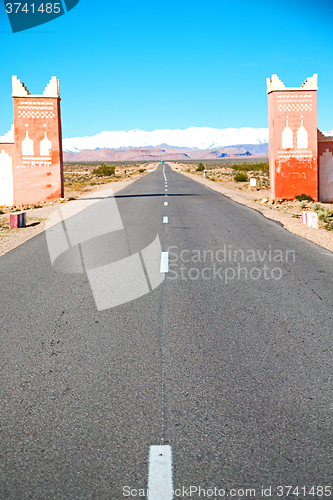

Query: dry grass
[63,162,150,193]
[64,172,114,191]
[175,162,270,191]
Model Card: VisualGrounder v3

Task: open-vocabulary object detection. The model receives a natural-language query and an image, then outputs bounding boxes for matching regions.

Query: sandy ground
[1,162,333,257]
[170,163,333,253]
[0,168,157,258]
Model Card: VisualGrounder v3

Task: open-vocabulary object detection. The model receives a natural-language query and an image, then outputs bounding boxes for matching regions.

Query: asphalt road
[1,164,333,499]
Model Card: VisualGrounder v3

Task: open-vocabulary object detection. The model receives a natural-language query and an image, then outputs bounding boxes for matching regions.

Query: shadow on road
[114,193,198,199]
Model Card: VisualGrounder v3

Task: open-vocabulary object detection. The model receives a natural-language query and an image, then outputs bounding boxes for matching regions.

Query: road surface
[1,164,333,499]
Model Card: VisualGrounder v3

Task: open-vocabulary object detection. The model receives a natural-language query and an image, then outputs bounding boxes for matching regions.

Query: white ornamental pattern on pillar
[40,132,52,156]
[296,117,308,149]
[282,117,293,149]
[281,117,309,150]
[18,102,55,119]
[277,94,312,112]
[22,131,34,156]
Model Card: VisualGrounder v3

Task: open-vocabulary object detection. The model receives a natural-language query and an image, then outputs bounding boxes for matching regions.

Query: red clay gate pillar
[267,74,318,201]
[12,75,64,205]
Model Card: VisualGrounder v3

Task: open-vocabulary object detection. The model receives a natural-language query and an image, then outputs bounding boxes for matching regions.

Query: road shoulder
[170,164,333,253]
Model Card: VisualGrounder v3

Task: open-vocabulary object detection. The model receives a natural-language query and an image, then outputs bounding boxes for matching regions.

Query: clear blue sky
[1,0,333,138]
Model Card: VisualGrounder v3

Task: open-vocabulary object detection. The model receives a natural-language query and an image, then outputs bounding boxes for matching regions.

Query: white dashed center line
[163,216,168,224]
[160,252,169,273]
[148,445,173,500]
[164,202,168,206]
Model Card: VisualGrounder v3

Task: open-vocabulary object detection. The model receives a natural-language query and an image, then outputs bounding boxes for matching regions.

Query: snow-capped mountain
[62,127,269,153]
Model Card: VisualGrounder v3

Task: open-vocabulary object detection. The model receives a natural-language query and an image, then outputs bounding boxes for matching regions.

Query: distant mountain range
[62,126,269,161]
[63,143,269,162]
[63,126,269,153]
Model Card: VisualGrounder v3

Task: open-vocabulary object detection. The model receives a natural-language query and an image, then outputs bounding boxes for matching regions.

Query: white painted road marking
[163,216,168,223]
[160,252,169,273]
[148,445,173,500]
[164,202,168,206]
[165,189,167,192]
[163,171,167,182]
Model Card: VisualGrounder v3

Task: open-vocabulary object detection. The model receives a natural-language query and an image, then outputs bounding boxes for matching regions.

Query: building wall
[267,75,318,201]
[0,143,15,206]
[318,130,333,202]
